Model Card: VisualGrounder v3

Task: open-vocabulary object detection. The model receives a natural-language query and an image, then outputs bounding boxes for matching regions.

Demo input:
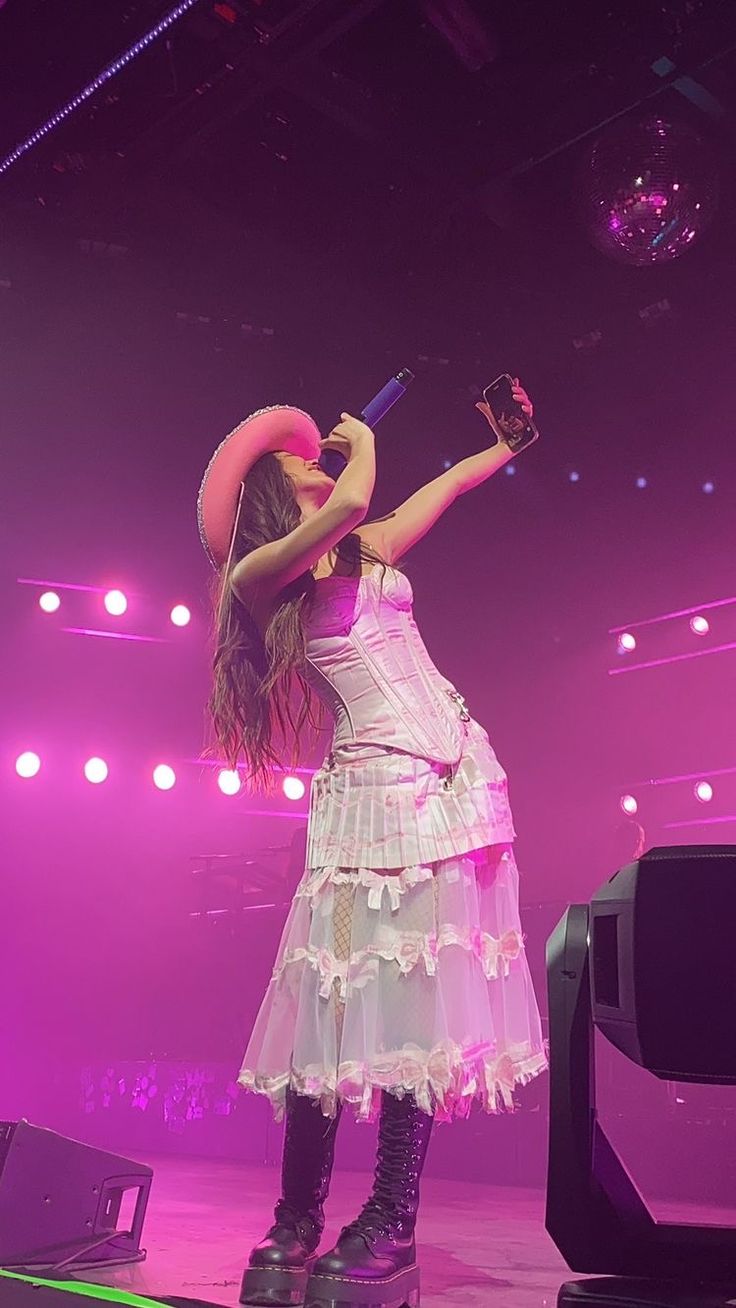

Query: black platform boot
[305,1091,433,1308]
[241,1090,343,1307]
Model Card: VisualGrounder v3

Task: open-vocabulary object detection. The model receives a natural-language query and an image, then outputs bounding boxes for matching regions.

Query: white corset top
[303,563,468,765]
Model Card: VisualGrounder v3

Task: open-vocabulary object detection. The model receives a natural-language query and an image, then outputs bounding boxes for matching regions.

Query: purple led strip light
[628,764,736,789]
[608,640,736,675]
[609,593,736,634]
[61,627,170,643]
[17,577,119,594]
[0,0,199,177]
[663,814,736,830]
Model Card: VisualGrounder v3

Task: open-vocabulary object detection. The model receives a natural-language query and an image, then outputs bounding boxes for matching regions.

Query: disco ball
[578,116,719,265]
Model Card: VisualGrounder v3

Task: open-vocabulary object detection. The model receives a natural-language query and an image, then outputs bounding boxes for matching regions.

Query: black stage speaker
[0,1120,152,1272]
[558,1277,736,1307]
[547,844,736,1304]
[589,845,736,1082]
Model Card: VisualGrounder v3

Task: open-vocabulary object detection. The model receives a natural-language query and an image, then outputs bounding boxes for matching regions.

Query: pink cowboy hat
[197,405,321,569]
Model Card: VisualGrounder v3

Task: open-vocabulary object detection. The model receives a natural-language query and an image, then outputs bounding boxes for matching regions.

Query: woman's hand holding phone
[475,376,538,453]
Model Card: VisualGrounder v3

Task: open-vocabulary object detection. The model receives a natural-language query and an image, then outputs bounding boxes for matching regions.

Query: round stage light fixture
[569,471,580,483]
[702,480,715,494]
[620,794,638,816]
[39,591,61,613]
[283,775,305,801]
[218,768,242,796]
[84,757,109,785]
[16,751,41,778]
[152,764,176,791]
[617,632,636,654]
[635,476,647,489]
[695,780,713,803]
[170,604,191,627]
[690,615,709,636]
[104,589,128,616]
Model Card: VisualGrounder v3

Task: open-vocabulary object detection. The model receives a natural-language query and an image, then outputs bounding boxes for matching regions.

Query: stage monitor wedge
[0,1120,152,1272]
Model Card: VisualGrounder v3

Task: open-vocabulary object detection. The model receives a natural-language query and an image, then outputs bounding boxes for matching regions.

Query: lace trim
[238,1039,549,1122]
[297,863,435,912]
[273,924,524,998]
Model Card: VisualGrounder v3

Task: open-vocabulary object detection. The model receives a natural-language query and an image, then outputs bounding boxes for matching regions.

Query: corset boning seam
[304,655,356,738]
[347,623,461,762]
[400,609,459,730]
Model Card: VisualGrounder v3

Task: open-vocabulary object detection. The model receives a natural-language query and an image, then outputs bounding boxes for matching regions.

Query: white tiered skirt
[238,718,548,1121]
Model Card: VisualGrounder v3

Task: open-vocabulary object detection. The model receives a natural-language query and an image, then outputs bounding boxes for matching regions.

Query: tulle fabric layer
[237,846,548,1122]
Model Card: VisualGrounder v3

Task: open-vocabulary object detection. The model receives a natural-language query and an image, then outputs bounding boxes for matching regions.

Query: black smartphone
[482,374,539,453]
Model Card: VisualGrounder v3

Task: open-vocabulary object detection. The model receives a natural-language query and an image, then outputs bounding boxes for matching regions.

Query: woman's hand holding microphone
[320,414,376,513]
[319,413,375,464]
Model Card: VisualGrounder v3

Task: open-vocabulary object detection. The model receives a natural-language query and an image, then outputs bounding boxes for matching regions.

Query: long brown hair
[206,451,388,793]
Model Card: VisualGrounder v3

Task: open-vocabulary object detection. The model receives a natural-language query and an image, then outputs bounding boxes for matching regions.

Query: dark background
[2,0,735,1191]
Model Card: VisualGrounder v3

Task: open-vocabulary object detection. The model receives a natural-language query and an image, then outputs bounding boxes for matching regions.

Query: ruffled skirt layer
[238,718,547,1121]
[237,856,547,1120]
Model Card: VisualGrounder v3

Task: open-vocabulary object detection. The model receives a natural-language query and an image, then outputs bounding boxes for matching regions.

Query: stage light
[218,768,242,795]
[505,464,516,476]
[569,471,580,483]
[84,757,109,785]
[702,480,715,494]
[620,794,638,816]
[443,458,453,470]
[617,632,636,654]
[283,775,305,801]
[170,604,191,627]
[695,780,713,803]
[690,615,709,636]
[152,764,176,791]
[39,591,61,613]
[636,476,648,489]
[16,751,41,779]
[104,590,128,616]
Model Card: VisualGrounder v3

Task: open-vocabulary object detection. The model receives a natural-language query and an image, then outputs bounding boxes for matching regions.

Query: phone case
[483,374,539,453]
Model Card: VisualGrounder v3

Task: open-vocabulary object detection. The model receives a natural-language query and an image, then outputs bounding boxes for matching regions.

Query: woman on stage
[197,383,547,1308]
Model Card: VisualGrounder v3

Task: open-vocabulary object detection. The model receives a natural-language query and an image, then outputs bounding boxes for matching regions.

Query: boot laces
[342,1113,422,1241]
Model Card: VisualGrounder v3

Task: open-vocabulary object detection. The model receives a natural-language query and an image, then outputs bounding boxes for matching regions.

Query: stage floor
[83,1156,568,1307]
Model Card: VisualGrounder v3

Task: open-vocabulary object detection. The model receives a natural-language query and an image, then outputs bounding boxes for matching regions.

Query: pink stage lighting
[695,780,713,803]
[84,757,109,785]
[16,751,41,779]
[218,768,242,796]
[39,591,61,613]
[283,775,306,801]
[104,589,128,616]
[153,763,176,791]
[620,794,638,816]
[690,615,709,636]
[617,632,637,654]
[170,604,191,627]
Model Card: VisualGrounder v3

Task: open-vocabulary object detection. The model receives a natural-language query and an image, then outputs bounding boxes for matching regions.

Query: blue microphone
[319,368,415,479]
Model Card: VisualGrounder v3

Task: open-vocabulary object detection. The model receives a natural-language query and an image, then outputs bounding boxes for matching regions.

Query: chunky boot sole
[240,1258,316,1306]
[304,1263,420,1308]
